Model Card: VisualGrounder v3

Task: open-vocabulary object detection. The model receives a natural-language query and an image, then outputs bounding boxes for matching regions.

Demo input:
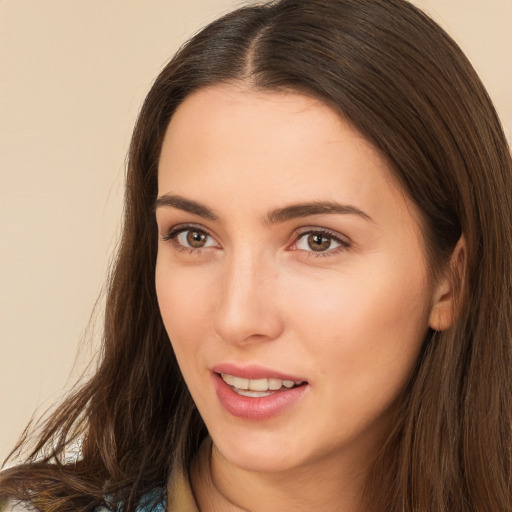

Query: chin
[220,446,299,474]
[210,427,312,474]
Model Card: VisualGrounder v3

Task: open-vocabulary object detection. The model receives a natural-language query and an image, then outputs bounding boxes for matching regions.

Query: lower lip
[212,373,308,421]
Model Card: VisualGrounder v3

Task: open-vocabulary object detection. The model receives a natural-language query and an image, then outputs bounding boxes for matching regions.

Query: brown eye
[307,233,333,252]
[295,230,346,255]
[169,228,217,250]
[186,230,208,248]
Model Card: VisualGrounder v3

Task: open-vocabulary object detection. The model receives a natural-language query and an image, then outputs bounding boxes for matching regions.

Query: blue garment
[6,488,168,512]
[137,489,167,512]
[96,488,166,512]
[135,489,166,512]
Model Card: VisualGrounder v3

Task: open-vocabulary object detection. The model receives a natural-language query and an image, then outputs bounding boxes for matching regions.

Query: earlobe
[428,236,466,331]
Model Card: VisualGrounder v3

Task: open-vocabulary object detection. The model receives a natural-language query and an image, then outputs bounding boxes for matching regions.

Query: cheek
[283,256,431,390]
[155,259,216,355]
[155,261,221,416]
[286,259,430,336]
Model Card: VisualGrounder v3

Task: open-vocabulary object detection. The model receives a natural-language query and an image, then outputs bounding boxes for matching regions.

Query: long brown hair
[2,0,511,510]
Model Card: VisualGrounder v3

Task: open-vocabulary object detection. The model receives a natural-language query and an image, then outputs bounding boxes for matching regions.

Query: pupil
[308,234,330,251]
[187,231,206,248]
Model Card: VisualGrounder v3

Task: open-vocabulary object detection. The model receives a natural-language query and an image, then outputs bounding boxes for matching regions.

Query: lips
[211,364,309,420]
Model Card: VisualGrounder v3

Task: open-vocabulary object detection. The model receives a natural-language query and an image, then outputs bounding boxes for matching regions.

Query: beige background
[1,0,511,464]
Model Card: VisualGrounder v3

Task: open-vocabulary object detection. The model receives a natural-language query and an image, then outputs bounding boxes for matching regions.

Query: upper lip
[211,363,307,382]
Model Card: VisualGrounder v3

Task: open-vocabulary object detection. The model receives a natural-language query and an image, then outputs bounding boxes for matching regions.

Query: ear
[428,236,466,331]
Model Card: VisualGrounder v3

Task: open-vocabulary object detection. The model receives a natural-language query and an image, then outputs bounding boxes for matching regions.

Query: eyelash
[161,224,216,255]
[293,229,351,258]
[161,225,351,258]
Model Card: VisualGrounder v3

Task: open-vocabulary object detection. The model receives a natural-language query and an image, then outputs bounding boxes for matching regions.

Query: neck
[190,437,370,512]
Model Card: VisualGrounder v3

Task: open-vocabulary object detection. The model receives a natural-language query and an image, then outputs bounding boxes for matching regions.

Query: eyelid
[161,222,211,240]
[161,223,221,251]
[290,227,352,255]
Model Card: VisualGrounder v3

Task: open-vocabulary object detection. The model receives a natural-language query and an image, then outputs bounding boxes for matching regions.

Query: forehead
[161,86,388,187]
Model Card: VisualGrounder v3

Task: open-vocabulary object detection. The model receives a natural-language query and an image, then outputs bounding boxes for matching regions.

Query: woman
[1,0,511,510]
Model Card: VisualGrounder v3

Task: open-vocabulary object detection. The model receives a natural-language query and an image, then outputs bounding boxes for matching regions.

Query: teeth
[249,378,269,391]
[233,376,249,390]
[221,373,235,386]
[268,378,282,390]
[221,373,304,392]
[233,389,275,398]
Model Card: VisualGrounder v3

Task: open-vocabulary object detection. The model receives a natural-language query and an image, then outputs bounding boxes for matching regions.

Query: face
[155,85,439,477]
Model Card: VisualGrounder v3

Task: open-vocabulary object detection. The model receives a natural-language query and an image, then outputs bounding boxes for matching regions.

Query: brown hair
[2,0,511,510]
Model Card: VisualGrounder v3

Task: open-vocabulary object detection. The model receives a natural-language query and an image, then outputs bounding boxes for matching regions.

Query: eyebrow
[154,194,219,220]
[154,194,373,224]
[265,201,373,224]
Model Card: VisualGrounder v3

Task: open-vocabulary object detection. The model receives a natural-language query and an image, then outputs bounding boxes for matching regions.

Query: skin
[155,84,454,511]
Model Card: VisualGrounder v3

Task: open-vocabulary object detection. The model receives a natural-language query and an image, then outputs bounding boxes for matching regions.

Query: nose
[213,250,284,346]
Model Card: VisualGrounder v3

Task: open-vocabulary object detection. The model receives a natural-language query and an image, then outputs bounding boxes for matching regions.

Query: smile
[212,370,309,420]
[220,373,306,397]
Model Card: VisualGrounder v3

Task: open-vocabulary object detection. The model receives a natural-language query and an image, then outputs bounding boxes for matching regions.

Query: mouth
[219,372,307,398]
[211,364,309,420]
